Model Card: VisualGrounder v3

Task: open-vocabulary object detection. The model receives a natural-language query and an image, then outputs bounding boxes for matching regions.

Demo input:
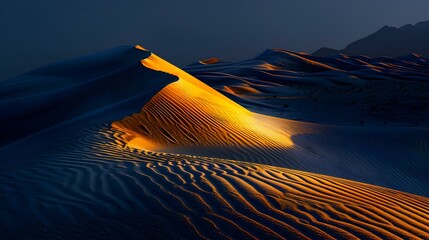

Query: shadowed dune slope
[0,126,428,239]
[0,46,177,147]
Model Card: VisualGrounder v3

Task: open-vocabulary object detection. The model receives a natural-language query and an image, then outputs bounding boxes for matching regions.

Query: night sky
[1,0,429,80]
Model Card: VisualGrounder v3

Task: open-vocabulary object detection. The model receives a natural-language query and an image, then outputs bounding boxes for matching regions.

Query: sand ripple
[0,126,427,239]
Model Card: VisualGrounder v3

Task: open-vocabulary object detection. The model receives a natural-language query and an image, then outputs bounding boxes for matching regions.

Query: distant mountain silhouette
[314,20,429,57]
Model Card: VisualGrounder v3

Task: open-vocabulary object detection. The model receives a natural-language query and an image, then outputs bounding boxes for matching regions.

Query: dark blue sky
[1,0,429,80]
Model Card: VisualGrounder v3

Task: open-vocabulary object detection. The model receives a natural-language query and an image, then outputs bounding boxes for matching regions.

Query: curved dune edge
[112,46,296,153]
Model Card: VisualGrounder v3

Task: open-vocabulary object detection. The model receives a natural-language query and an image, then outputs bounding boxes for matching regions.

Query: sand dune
[0,46,177,147]
[1,45,428,239]
[112,49,294,154]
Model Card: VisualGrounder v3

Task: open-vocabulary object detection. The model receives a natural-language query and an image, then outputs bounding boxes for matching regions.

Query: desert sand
[0,45,428,239]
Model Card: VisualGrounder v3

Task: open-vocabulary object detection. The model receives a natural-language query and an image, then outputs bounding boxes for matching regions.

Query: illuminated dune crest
[112,45,294,153]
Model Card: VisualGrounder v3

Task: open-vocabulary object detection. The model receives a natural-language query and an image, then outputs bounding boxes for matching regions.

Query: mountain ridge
[314,20,429,57]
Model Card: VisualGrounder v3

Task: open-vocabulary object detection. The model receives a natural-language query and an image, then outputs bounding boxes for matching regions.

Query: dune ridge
[112,48,295,153]
[0,46,177,147]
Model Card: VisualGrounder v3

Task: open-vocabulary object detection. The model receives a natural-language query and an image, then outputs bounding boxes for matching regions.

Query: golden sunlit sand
[112,47,295,153]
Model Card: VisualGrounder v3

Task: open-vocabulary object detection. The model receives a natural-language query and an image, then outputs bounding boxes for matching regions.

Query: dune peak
[112,50,294,155]
[134,44,149,52]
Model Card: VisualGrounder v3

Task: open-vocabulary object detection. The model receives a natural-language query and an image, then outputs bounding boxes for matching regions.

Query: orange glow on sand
[199,57,221,64]
[111,45,294,152]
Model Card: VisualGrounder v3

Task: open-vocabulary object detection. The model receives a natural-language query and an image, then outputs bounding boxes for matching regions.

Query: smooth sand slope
[0,45,428,239]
